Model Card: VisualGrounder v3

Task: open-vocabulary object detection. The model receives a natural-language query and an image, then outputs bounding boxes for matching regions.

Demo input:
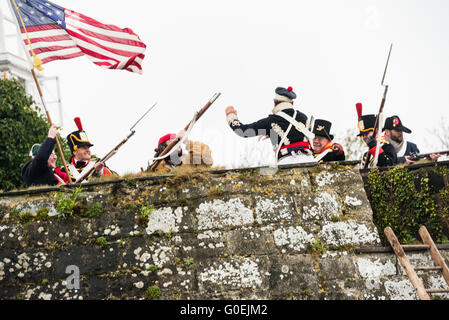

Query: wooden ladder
[384,226,449,300]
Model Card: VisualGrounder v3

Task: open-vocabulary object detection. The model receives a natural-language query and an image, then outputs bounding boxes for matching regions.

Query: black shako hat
[382,115,412,134]
[67,117,94,154]
[275,86,297,102]
[312,119,334,140]
[357,114,377,136]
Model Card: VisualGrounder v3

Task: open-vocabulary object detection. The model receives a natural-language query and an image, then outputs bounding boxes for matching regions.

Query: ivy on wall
[365,166,448,245]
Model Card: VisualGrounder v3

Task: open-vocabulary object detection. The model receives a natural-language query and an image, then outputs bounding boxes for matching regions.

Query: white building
[0,5,64,126]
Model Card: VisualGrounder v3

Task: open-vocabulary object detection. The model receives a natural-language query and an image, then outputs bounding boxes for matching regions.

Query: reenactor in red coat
[358,114,397,168]
[65,117,113,183]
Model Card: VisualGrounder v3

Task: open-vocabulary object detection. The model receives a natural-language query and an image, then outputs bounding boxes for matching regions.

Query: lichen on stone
[196,198,254,230]
[319,220,381,246]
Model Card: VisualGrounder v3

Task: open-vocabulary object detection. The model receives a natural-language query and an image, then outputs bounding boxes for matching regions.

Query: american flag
[10,0,147,74]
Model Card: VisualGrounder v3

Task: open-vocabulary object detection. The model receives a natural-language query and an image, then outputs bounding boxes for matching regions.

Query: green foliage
[137,204,154,227]
[145,285,161,300]
[311,237,326,256]
[141,204,155,218]
[366,168,446,245]
[0,79,47,191]
[0,78,71,192]
[439,187,449,241]
[96,236,107,247]
[36,208,49,220]
[147,265,158,272]
[19,211,33,225]
[87,202,103,218]
[165,228,174,240]
[182,257,194,267]
[55,187,82,218]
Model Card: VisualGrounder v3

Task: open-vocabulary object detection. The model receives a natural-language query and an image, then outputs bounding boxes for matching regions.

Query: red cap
[74,117,83,131]
[154,133,176,152]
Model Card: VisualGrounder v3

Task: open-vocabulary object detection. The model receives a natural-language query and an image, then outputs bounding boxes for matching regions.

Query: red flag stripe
[65,14,143,42]
[65,10,141,37]
[30,45,79,55]
[25,34,73,44]
[14,4,146,73]
[41,52,84,64]
[66,29,144,58]
[68,26,147,49]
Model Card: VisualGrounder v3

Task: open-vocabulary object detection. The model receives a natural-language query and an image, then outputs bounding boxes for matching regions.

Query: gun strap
[276,111,315,142]
[274,111,297,164]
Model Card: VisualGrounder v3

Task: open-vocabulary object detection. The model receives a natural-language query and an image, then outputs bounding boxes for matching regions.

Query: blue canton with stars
[11,0,66,29]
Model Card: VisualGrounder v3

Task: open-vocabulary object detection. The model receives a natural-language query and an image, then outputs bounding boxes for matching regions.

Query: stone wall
[0,161,448,300]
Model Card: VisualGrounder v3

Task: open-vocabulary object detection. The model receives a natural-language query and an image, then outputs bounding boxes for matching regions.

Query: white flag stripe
[134,56,143,65]
[29,39,77,50]
[127,65,142,74]
[36,47,82,60]
[23,28,140,59]
[22,28,69,39]
[14,2,147,73]
[69,28,147,54]
[65,16,143,43]
[72,36,140,61]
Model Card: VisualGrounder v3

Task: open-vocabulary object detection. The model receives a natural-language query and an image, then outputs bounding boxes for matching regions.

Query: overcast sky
[2,0,449,174]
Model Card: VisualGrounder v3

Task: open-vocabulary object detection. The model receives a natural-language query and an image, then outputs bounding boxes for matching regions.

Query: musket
[408,150,449,162]
[74,102,158,184]
[363,43,393,169]
[147,93,221,172]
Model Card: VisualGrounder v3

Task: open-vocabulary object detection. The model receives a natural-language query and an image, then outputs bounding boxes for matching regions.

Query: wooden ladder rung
[402,244,430,250]
[426,289,449,294]
[414,266,443,271]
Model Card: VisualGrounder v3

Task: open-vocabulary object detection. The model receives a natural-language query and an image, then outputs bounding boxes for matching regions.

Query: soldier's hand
[332,143,344,156]
[48,125,58,139]
[94,162,105,174]
[429,153,441,162]
[404,156,416,165]
[366,135,377,149]
[225,106,237,116]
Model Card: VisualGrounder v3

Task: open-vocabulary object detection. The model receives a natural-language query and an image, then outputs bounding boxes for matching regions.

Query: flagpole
[7,0,72,184]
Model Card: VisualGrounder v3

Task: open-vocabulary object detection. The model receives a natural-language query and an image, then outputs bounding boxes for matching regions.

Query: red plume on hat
[74,117,83,131]
[356,103,363,119]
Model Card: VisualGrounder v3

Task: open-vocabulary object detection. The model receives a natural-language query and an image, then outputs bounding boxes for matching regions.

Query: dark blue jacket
[397,141,420,164]
[228,108,310,159]
[21,138,59,187]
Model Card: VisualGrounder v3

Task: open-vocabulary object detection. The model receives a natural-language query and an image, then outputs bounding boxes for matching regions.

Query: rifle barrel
[363,44,393,170]
[148,93,221,172]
